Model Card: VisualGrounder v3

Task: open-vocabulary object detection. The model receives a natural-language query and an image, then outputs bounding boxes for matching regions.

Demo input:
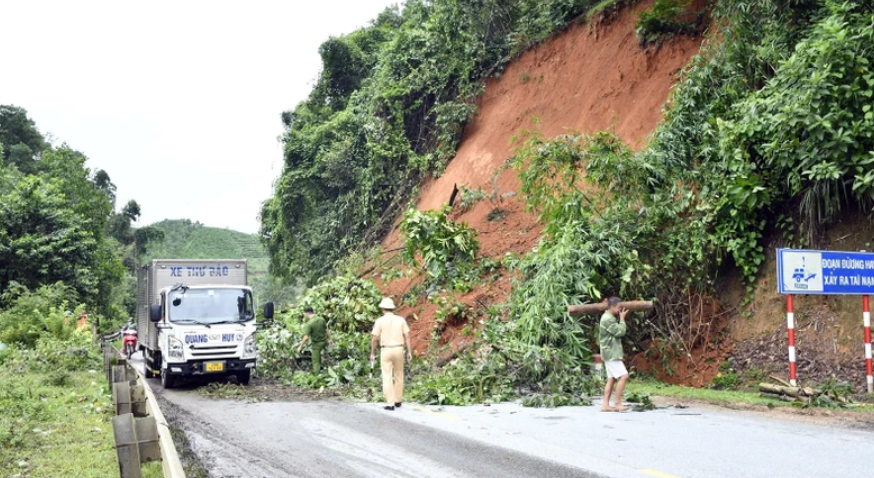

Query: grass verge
[627,380,874,413]
[0,368,162,478]
[627,380,787,407]
[0,368,116,477]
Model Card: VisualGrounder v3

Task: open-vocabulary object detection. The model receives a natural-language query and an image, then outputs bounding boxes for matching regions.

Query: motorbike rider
[123,318,138,358]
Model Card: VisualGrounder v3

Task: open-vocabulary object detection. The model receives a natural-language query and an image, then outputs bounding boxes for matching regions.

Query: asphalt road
[131,355,874,478]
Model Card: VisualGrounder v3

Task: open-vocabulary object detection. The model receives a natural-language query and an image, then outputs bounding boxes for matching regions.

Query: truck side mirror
[149,304,162,323]
[263,302,274,320]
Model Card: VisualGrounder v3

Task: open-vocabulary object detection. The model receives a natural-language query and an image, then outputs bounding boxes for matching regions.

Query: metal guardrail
[103,344,186,478]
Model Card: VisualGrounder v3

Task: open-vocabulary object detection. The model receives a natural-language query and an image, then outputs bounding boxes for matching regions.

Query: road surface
[131,354,874,478]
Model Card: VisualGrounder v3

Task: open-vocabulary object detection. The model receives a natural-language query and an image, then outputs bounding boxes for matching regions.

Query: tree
[0,145,125,323]
[134,226,165,257]
[92,169,117,206]
[0,105,47,174]
[107,213,135,245]
[122,200,141,222]
[0,172,100,299]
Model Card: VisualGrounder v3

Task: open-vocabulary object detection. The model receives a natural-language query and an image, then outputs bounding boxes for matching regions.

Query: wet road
[155,390,595,478]
[132,355,874,478]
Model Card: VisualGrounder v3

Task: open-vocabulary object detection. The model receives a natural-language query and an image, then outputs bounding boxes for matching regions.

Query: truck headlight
[242,333,257,359]
[168,337,184,360]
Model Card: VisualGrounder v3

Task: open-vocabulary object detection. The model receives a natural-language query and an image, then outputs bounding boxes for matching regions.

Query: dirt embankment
[633,212,874,389]
[718,214,874,391]
[372,0,705,355]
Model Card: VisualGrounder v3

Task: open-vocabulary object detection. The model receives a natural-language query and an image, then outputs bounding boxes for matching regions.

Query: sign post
[864,295,872,393]
[786,294,797,386]
[777,249,874,391]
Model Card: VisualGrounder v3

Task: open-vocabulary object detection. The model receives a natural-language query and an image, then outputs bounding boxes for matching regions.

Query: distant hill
[142,219,267,262]
[141,219,274,299]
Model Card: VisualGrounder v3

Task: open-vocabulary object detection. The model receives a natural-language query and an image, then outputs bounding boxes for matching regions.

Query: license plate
[205,361,225,373]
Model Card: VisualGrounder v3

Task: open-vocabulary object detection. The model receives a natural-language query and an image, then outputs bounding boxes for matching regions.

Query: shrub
[4,334,100,374]
[287,275,382,333]
[710,362,741,390]
[400,206,480,289]
[635,0,702,47]
[257,275,381,383]
[0,282,81,347]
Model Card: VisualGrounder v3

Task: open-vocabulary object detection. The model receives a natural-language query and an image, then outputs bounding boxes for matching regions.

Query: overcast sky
[0,0,398,233]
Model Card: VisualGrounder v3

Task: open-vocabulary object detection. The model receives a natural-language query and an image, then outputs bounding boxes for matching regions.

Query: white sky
[0,0,398,233]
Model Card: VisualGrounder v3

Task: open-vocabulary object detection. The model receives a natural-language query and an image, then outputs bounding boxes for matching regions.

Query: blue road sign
[777,249,874,295]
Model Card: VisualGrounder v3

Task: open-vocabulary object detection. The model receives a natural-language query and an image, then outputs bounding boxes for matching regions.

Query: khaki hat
[378,297,396,310]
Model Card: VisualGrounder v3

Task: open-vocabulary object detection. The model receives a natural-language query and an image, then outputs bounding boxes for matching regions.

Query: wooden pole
[567,300,654,317]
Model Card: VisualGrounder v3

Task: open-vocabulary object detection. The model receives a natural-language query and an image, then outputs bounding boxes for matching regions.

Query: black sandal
[383,406,395,411]
[394,402,402,408]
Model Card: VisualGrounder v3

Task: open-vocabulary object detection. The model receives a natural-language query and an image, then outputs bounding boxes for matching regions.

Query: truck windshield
[168,288,254,324]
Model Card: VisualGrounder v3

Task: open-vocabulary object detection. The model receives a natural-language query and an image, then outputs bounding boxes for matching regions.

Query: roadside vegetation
[0,289,165,477]
[0,105,164,332]
[0,109,166,476]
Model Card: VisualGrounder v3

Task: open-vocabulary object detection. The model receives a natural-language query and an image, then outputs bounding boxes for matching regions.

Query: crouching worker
[297,307,333,373]
[370,297,412,411]
[600,297,631,412]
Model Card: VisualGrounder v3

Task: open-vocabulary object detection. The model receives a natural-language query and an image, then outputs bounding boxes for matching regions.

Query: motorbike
[123,329,138,360]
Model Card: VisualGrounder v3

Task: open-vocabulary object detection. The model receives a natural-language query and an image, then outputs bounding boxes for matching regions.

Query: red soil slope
[378,0,705,354]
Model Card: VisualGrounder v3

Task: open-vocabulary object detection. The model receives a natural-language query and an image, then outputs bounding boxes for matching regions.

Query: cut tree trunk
[568,301,654,317]
[759,383,804,398]
[759,393,797,403]
[435,344,472,368]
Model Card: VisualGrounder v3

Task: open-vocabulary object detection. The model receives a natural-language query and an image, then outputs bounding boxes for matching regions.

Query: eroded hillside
[376,0,705,357]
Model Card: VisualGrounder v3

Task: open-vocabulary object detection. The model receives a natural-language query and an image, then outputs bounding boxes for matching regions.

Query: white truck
[137,259,274,388]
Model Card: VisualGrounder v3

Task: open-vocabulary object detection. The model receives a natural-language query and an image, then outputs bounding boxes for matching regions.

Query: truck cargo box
[137,259,248,350]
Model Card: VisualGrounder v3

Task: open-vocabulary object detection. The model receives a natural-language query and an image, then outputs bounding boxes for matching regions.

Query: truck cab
[137,260,273,388]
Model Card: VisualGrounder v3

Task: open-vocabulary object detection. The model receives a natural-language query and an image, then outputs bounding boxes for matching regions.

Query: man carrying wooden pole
[599,297,631,412]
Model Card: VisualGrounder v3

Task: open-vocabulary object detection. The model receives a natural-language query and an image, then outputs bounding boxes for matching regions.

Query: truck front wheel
[236,370,251,386]
[161,368,176,389]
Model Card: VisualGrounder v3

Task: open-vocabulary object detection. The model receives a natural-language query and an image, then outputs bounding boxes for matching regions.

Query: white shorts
[605,360,628,379]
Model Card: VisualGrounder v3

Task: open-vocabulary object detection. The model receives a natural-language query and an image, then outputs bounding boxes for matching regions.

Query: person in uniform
[370,297,412,411]
[297,307,332,373]
[76,309,89,331]
[599,297,631,412]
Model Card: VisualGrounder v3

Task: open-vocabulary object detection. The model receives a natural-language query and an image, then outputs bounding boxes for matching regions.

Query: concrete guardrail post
[112,413,143,478]
[106,343,186,478]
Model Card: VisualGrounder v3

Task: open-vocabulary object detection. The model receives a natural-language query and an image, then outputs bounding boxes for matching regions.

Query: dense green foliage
[0,105,49,175]
[261,0,638,285]
[0,107,151,326]
[635,0,705,46]
[142,219,268,261]
[0,282,85,347]
[0,108,164,475]
[284,275,382,333]
[257,276,381,386]
[400,206,480,289]
[507,131,644,364]
[0,333,125,476]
